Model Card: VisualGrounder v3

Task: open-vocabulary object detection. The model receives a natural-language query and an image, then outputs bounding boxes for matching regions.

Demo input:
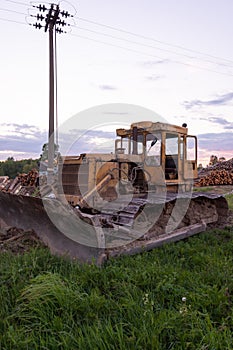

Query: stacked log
[17,169,38,187]
[199,158,233,177]
[0,176,9,189]
[0,169,38,195]
[196,169,233,187]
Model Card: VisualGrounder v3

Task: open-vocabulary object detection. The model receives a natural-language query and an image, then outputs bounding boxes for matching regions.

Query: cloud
[146,74,164,81]
[223,124,233,130]
[0,123,117,160]
[197,131,233,164]
[1,123,232,168]
[200,116,233,129]
[198,132,233,152]
[141,59,169,67]
[208,117,230,125]
[183,92,233,109]
[0,123,47,160]
[98,84,117,91]
[59,128,116,155]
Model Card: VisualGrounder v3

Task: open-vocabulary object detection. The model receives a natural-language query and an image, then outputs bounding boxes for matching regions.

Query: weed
[225,193,233,210]
[0,229,233,349]
[193,186,213,192]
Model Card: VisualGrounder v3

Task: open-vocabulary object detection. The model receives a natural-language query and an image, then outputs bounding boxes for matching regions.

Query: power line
[2,0,29,6]
[0,16,27,25]
[1,7,233,77]
[76,17,233,65]
[0,7,27,16]
[2,3,232,69]
[1,7,232,69]
[72,25,233,69]
[69,32,233,77]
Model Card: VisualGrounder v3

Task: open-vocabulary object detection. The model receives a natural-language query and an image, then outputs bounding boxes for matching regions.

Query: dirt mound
[0,227,45,254]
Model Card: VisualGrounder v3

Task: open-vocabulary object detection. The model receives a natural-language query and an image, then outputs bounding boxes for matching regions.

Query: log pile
[0,169,39,195]
[199,158,233,177]
[18,169,38,187]
[196,169,233,187]
[196,158,233,187]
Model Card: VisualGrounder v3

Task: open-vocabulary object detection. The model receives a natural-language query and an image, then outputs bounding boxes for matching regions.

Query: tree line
[0,143,60,179]
[0,157,39,179]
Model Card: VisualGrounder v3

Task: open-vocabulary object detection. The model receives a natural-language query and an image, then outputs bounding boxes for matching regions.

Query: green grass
[225,193,233,210]
[193,186,213,192]
[1,227,233,349]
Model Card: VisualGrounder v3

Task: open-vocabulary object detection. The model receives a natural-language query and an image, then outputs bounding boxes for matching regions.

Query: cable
[1,8,231,69]
[71,25,233,68]
[76,17,233,65]
[0,16,27,25]
[0,7,27,16]
[69,32,233,77]
[1,8,232,77]
[2,0,29,6]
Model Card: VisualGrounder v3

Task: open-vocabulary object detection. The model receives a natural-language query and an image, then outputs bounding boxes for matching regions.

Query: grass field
[1,225,233,349]
[225,193,233,210]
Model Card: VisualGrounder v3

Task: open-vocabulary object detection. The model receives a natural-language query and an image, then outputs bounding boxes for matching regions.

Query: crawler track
[0,191,228,264]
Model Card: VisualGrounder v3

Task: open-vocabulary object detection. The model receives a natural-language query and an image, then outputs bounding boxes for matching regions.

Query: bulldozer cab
[115,121,197,187]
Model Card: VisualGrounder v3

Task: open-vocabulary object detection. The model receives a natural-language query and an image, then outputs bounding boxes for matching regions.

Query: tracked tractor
[0,121,228,264]
[60,121,197,206]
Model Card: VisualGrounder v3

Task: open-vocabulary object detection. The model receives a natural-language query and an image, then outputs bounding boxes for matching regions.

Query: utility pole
[29,3,73,185]
[45,5,59,185]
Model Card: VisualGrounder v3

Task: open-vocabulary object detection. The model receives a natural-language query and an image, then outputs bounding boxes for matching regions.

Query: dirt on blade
[0,226,45,254]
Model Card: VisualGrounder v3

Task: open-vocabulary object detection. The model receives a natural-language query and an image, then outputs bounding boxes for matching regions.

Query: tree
[0,158,39,178]
[209,155,218,166]
[39,143,60,161]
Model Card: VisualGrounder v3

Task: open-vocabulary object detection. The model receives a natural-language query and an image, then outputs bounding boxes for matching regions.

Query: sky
[0,0,233,165]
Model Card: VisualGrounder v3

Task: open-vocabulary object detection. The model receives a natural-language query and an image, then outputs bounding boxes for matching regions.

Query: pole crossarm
[30,3,72,33]
[29,3,74,184]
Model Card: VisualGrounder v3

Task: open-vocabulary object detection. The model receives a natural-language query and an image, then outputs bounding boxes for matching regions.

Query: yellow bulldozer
[0,121,228,264]
[60,121,197,206]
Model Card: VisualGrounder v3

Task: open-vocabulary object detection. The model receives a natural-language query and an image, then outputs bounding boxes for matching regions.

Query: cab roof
[116,121,188,137]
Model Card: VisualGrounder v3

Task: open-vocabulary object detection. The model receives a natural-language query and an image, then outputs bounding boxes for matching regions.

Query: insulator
[60,10,70,18]
[38,4,46,12]
[33,22,42,29]
[37,14,44,21]
[56,28,63,33]
[57,19,66,26]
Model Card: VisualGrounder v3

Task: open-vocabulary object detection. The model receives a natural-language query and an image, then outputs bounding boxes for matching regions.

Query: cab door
[183,135,198,179]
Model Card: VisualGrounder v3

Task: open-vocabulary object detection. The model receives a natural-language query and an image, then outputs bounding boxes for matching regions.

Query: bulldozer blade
[0,191,104,264]
[0,190,229,265]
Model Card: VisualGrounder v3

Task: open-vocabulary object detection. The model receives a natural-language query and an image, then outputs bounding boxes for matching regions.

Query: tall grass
[225,193,233,210]
[0,227,233,349]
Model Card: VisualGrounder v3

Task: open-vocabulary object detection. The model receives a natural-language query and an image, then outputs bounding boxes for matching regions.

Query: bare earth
[0,227,45,254]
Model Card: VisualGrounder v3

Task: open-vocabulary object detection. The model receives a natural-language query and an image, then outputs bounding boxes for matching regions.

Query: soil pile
[0,227,45,254]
